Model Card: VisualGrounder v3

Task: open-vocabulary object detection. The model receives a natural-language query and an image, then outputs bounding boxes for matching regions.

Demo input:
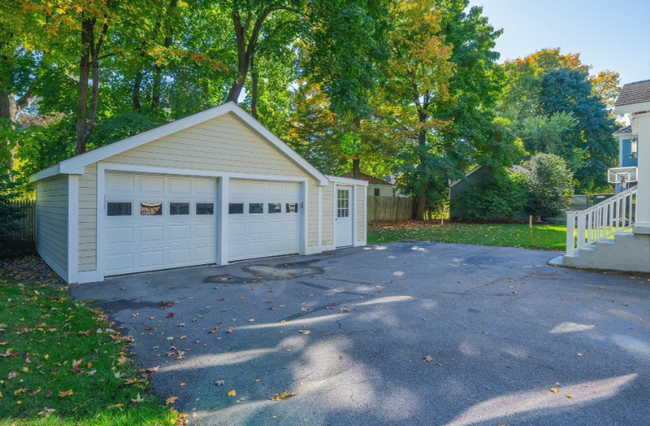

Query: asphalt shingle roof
[614,125,633,135]
[615,79,650,107]
[341,173,392,185]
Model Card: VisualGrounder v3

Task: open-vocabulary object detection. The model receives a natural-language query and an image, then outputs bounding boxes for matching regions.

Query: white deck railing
[566,186,637,256]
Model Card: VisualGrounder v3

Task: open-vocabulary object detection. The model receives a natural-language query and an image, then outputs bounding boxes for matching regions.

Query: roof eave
[615,101,650,115]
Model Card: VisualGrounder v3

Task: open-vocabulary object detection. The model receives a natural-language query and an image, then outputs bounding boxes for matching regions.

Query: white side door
[228,179,301,261]
[335,186,353,247]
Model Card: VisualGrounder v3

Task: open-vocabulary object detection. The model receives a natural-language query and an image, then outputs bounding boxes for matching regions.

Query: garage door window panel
[107,202,132,216]
[268,203,281,213]
[249,203,264,214]
[229,203,244,214]
[170,203,190,215]
[197,203,214,215]
[286,203,298,213]
[141,202,163,216]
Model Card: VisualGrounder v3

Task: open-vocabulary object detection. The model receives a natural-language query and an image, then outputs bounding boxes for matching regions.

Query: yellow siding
[104,113,308,177]
[321,184,334,246]
[79,164,97,272]
[356,185,365,242]
[36,175,68,274]
[308,182,319,247]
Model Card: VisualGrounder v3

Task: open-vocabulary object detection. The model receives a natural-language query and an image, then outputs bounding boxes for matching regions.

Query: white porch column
[633,112,650,234]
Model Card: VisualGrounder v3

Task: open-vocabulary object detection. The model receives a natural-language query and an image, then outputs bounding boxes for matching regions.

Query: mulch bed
[0,254,64,286]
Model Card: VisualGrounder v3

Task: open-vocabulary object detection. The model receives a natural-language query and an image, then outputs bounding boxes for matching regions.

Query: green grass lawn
[368,221,567,250]
[0,269,182,426]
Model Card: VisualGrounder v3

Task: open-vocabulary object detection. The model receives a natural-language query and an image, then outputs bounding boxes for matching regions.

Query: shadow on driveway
[71,242,650,426]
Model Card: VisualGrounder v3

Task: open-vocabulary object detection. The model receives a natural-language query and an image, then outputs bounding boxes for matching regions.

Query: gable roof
[613,125,633,136]
[341,173,392,185]
[31,102,328,185]
[616,79,650,107]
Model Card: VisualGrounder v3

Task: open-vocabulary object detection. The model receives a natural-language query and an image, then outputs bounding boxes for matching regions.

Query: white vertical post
[577,214,586,249]
[217,176,229,266]
[633,113,650,233]
[566,211,576,256]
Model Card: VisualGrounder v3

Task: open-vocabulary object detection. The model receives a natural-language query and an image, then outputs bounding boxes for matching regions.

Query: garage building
[30,102,367,284]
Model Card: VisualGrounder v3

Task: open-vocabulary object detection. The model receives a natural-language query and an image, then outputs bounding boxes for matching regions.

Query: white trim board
[30,102,328,186]
[67,175,79,284]
[326,175,369,187]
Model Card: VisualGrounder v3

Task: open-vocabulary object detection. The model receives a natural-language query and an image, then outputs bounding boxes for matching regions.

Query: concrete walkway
[71,242,650,426]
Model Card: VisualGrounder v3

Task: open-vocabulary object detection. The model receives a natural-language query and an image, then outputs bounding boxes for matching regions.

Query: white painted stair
[563,232,650,272]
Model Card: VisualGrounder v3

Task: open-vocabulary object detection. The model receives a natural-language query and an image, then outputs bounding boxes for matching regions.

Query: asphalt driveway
[71,242,650,426]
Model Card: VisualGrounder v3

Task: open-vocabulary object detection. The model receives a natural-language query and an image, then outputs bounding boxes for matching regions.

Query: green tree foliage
[0,173,23,240]
[499,49,619,192]
[539,69,617,191]
[523,153,573,219]
[454,169,527,220]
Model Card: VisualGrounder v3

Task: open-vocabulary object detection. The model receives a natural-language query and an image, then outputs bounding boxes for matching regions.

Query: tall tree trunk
[132,71,143,112]
[75,17,94,155]
[152,0,178,109]
[415,123,428,220]
[250,54,258,119]
[352,157,361,179]
[226,9,270,104]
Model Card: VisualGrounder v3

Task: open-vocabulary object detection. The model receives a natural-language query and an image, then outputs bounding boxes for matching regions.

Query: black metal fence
[1,200,36,257]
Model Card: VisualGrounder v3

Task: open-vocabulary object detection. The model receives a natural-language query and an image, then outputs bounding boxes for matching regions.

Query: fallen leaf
[301,307,309,312]
[8,372,16,379]
[87,370,96,376]
[131,394,144,403]
[340,308,350,313]
[59,389,74,397]
[269,390,298,401]
[550,387,560,393]
[38,408,55,417]
[44,390,53,398]
[214,380,225,386]
[423,355,433,362]
[299,330,311,335]
[165,396,179,405]
[566,394,574,398]
[227,389,236,397]
[166,312,175,318]
[623,303,629,306]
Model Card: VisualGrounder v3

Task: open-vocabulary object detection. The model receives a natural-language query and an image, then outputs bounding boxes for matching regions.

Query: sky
[470,0,650,85]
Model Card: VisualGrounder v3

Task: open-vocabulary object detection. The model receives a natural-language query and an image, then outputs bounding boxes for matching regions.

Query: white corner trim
[95,165,106,283]
[217,176,229,266]
[326,175,369,187]
[317,186,322,248]
[38,246,68,283]
[78,270,102,284]
[363,185,367,244]
[351,186,357,249]
[30,164,61,183]
[67,175,79,284]
[301,181,308,255]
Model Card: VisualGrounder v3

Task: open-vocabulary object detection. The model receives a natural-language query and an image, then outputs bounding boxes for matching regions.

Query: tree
[393,0,507,219]
[0,173,22,241]
[453,168,527,220]
[523,153,573,219]
[539,69,617,191]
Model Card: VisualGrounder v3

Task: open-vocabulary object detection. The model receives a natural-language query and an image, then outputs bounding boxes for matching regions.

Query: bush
[0,174,23,240]
[523,153,573,219]
[454,169,527,220]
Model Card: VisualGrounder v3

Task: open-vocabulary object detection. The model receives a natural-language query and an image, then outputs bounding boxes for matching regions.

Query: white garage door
[228,180,301,261]
[104,172,217,275]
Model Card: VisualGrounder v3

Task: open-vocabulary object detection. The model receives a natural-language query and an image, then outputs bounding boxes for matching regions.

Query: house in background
[30,102,368,284]
[611,125,638,193]
[342,173,396,197]
[563,78,650,272]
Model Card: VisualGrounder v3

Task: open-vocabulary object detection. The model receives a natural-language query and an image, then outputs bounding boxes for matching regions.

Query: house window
[140,202,162,216]
[107,202,132,216]
[170,203,190,215]
[268,203,282,213]
[229,203,244,214]
[631,138,638,158]
[374,188,380,196]
[197,203,214,215]
[286,203,298,213]
[249,203,264,214]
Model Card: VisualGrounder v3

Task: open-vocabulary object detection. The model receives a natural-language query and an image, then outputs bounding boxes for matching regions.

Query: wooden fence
[1,200,36,257]
[367,196,415,223]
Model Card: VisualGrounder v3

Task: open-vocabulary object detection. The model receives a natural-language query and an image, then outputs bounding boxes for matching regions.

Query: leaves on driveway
[269,390,298,401]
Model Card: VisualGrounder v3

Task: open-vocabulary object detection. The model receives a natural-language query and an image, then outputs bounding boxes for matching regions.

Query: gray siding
[36,175,68,279]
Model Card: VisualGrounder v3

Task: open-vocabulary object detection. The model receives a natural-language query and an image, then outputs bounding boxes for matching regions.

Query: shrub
[454,169,527,220]
[523,153,573,219]
[0,174,23,240]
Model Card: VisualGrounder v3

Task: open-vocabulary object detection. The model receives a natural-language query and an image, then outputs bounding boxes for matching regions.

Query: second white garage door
[228,180,301,261]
